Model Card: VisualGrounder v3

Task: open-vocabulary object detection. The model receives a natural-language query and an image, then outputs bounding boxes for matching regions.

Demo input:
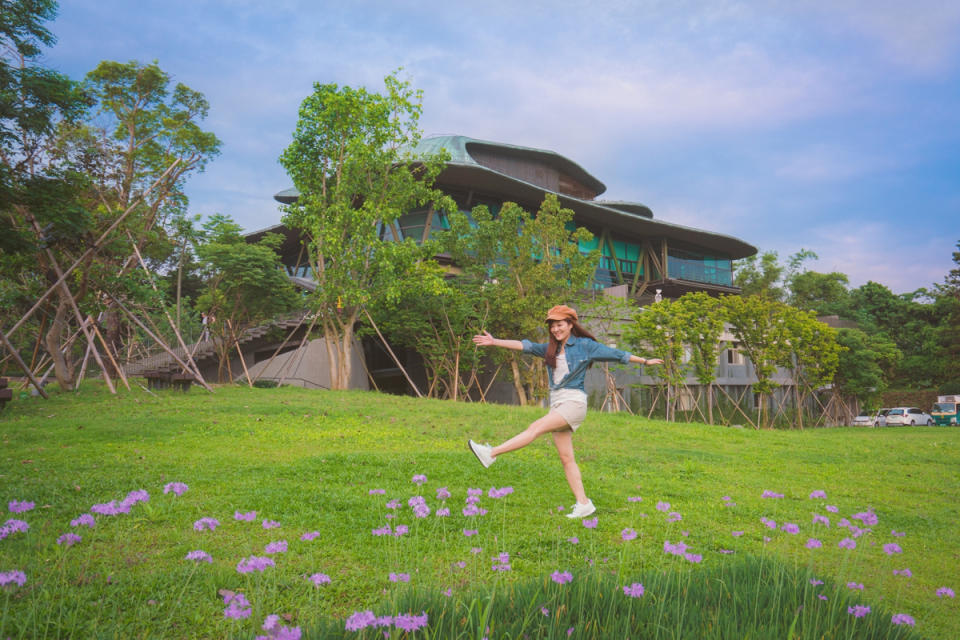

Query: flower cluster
[193,517,220,531]
[491,552,511,572]
[71,514,95,528]
[488,486,514,498]
[56,533,81,546]
[264,540,288,554]
[163,482,189,496]
[550,570,573,585]
[0,519,29,540]
[256,614,301,640]
[8,500,34,513]
[223,592,252,619]
[345,610,428,633]
[0,570,27,587]
[185,550,213,563]
[623,582,645,598]
[235,511,257,521]
[237,556,275,574]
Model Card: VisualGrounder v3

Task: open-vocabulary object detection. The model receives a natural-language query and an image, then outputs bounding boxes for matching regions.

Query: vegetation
[0,385,956,638]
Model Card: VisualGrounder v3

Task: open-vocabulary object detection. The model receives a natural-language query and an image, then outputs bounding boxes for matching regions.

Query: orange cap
[545,305,578,323]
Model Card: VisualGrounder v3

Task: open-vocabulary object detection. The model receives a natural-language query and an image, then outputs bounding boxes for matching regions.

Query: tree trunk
[707,382,714,424]
[509,357,528,406]
[45,295,76,391]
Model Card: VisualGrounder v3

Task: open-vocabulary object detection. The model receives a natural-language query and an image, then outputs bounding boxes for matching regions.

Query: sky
[42,0,960,294]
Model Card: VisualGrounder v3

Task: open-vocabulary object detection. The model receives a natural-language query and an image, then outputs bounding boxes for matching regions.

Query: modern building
[258,135,756,304]
[242,135,766,405]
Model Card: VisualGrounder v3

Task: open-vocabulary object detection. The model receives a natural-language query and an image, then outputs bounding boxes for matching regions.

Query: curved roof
[273,135,756,259]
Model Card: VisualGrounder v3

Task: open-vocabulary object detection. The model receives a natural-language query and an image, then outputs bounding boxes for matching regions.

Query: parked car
[884,407,934,426]
[851,413,874,426]
[874,408,890,427]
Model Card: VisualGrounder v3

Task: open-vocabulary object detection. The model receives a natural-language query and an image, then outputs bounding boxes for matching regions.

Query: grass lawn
[0,383,957,638]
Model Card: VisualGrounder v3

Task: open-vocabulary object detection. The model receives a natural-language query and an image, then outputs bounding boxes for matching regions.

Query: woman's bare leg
[552,429,588,504]
[491,412,570,458]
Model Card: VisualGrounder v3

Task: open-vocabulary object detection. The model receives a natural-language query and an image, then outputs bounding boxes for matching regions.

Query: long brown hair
[545,319,597,368]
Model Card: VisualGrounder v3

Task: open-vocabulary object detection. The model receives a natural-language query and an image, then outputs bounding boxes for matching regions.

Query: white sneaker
[565,500,596,519]
[468,440,496,468]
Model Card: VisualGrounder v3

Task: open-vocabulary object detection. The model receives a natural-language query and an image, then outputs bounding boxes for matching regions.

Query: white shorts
[549,391,588,431]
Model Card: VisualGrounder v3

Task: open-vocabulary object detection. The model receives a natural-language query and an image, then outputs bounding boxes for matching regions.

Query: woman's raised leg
[490,412,570,458]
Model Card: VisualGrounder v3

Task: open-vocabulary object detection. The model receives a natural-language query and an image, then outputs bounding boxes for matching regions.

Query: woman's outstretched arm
[473,331,524,351]
[628,354,664,365]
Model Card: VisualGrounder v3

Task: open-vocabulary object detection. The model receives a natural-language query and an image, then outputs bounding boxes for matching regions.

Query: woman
[469,305,663,519]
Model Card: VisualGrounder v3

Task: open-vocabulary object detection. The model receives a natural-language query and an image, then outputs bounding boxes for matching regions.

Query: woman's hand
[645,358,664,365]
[473,331,495,347]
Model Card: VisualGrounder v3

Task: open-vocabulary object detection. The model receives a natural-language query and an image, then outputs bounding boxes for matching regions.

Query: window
[726,344,745,365]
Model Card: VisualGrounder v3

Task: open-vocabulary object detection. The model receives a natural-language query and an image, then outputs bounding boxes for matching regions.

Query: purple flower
[809,579,824,586]
[667,512,682,523]
[488,486,514,498]
[389,572,410,583]
[721,495,732,501]
[8,500,34,513]
[891,529,906,537]
[541,606,550,616]
[852,509,878,526]
[0,570,26,587]
[436,487,451,500]
[120,490,150,508]
[193,517,219,531]
[70,514,95,528]
[663,540,688,556]
[308,573,331,586]
[455,561,466,569]
[936,587,955,598]
[262,519,280,529]
[0,519,28,540]
[345,610,375,631]
[847,605,871,618]
[761,490,784,499]
[235,511,256,521]
[491,552,511,572]
[412,474,427,485]
[582,517,598,529]
[57,533,81,546]
[847,582,864,590]
[684,553,702,563]
[623,582,645,598]
[628,496,643,502]
[551,570,573,585]
[805,538,822,549]
[301,530,321,541]
[394,524,408,536]
[719,549,734,554]
[731,530,744,537]
[567,537,579,544]
[809,490,827,499]
[891,613,915,626]
[838,538,856,550]
[883,543,902,555]
[386,499,401,510]
[223,592,252,619]
[567,627,575,637]
[825,505,838,513]
[812,514,830,527]
[463,529,478,537]
[760,517,776,529]
[818,594,828,601]
[163,482,189,496]
[413,504,431,518]
[236,556,275,574]
[655,501,670,512]
[372,525,392,536]
[436,507,450,517]
[395,613,428,633]
[265,540,287,554]
[185,550,212,563]
[893,568,912,577]
[90,501,128,516]
[368,488,386,495]
[621,528,637,541]
[782,523,800,535]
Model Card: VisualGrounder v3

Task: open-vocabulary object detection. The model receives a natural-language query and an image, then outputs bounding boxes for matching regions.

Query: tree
[833,328,900,409]
[733,250,785,300]
[779,305,841,428]
[438,194,599,405]
[194,215,299,383]
[672,292,727,423]
[279,71,450,390]
[621,299,686,420]
[788,270,851,315]
[721,295,791,428]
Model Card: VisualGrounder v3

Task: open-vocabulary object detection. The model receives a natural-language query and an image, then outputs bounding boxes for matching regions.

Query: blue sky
[44,1,960,294]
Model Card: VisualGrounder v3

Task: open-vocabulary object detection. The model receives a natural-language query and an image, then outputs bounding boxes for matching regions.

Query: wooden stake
[0,329,48,398]
[362,306,423,398]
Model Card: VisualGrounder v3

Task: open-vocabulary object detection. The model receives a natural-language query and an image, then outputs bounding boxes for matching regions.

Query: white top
[551,352,587,405]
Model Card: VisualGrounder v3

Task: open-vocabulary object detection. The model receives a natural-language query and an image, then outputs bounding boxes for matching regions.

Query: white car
[884,407,934,426]
[874,408,890,427]
[851,413,874,426]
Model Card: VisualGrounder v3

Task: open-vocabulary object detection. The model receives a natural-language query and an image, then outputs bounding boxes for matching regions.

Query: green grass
[0,383,957,638]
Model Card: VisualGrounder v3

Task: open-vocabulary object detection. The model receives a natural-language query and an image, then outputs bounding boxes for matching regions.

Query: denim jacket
[521,335,633,392]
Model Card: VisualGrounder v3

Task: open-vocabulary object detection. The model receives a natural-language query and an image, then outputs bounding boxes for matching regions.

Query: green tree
[621,299,686,420]
[721,295,791,428]
[779,306,841,428]
[438,194,599,405]
[788,270,851,316]
[279,71,449,389]
[833,328,900,410]
[673,292,727,424]
[194,215,299,383]
[733,250,785,300]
